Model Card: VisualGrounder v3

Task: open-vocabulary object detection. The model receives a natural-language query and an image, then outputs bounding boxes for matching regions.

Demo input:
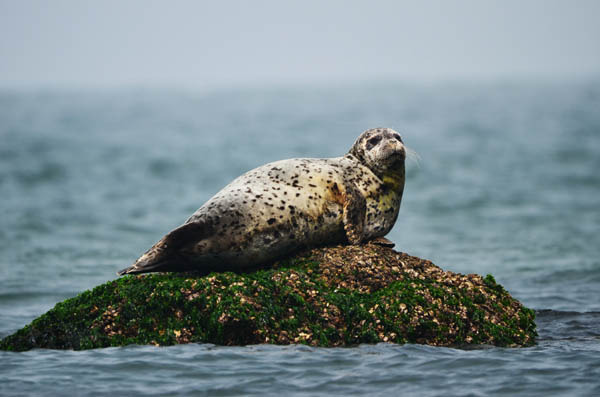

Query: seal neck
[345,152,405,190]
[381,166,405,192]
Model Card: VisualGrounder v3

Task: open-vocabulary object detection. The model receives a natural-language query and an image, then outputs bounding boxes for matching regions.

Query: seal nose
[385,140,406,161]
[384,140,404,153]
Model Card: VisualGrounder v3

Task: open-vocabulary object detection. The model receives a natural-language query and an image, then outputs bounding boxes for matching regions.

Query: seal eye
[394,134,403,143]
[366,136,382,149]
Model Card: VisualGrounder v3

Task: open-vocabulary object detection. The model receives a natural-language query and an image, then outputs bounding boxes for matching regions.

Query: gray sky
[1,0,599,88]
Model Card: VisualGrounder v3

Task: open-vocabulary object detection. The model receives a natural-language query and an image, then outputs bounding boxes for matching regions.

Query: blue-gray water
[1,82,599,396]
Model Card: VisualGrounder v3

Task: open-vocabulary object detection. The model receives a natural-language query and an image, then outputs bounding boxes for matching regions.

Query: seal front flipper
[117,221,208,275]
[368,236,395,248]
[342,183,367,245]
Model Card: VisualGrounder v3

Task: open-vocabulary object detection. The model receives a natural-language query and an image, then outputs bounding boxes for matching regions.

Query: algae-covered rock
[0,245,536,351]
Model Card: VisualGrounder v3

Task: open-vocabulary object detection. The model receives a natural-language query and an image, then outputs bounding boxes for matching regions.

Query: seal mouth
[388,146,406,168]
[380,150,405,173]
[387,147,406,162]
[390,154,405,168]
[398,149,406,161]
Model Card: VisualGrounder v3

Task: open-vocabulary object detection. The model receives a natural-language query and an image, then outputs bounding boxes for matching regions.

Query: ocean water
[1,81,599,396]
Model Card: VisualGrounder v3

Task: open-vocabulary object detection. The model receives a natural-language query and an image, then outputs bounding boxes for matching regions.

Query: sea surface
[1,81,599,396]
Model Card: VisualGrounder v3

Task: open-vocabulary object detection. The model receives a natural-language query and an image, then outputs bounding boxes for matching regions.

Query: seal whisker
[405,146,421,166]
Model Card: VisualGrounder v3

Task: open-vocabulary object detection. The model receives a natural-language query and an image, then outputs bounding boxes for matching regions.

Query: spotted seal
[117,127,406,275]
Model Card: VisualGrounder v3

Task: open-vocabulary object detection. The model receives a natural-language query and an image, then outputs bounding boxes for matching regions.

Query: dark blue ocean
[1,81,599,396]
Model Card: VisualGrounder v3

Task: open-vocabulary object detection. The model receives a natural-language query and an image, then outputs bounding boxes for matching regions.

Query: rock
[0,244,536,351]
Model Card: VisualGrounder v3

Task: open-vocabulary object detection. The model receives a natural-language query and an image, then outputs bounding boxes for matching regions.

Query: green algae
[0,245,536,351]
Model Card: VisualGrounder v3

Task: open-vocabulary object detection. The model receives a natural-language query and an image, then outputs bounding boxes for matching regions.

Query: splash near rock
[0,245,536,351]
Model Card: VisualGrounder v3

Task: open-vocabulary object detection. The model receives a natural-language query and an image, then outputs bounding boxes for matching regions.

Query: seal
[117,127,406,275]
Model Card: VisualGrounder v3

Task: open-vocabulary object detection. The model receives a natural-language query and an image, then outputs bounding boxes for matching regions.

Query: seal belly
[222,203,345,267]
[188,199,345,268]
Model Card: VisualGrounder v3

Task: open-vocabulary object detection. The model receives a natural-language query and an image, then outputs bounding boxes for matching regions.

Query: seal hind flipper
[117,258,173,276]
[117,221,209,275]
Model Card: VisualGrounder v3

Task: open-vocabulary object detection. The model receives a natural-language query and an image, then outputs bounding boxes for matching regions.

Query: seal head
[349,127,406,179]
